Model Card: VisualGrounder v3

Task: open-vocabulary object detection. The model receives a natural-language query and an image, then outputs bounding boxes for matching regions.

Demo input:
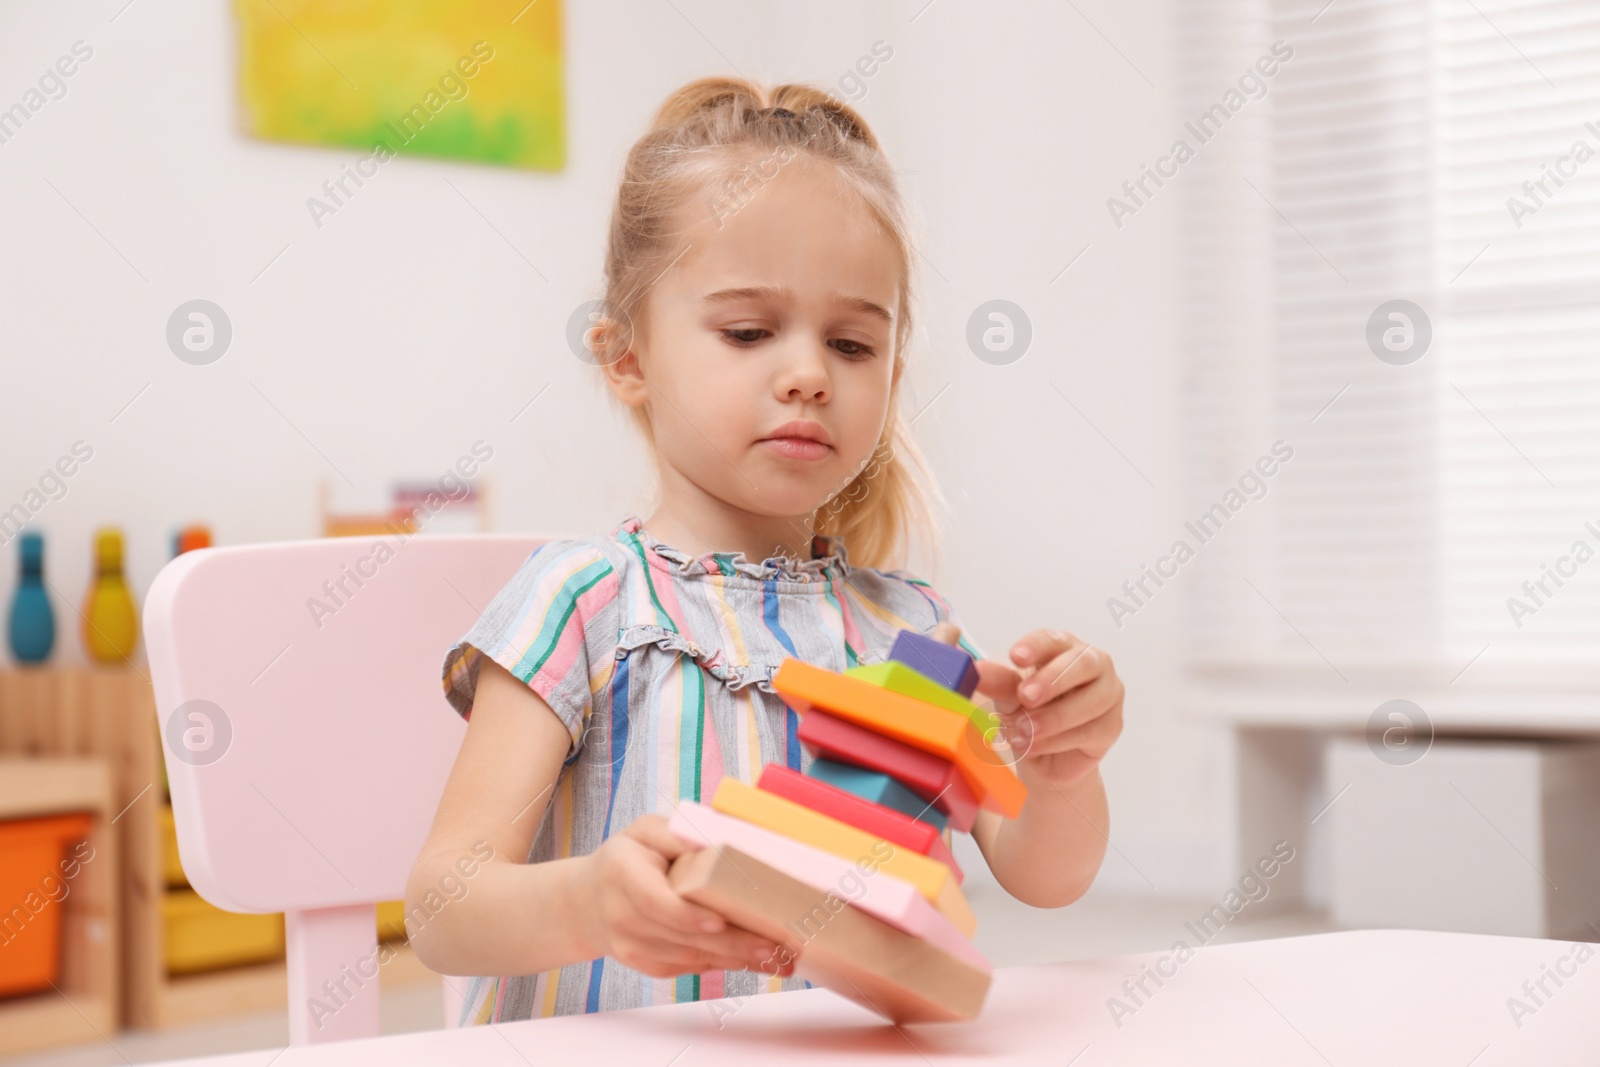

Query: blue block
[889,629,978,698]
[806,758,948,831]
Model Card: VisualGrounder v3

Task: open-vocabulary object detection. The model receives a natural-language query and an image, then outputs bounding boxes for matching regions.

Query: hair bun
[649,76,879,151]
[649,76,764,130]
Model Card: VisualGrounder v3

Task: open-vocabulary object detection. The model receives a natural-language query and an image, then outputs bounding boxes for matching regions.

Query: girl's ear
[598,325,649,407]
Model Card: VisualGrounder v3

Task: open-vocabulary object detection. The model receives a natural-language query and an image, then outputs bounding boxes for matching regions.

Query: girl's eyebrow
[702,285,893,322]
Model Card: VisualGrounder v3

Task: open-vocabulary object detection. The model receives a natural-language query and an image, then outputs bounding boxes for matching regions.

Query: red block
[797,709,980,833]
[758,764,965,884]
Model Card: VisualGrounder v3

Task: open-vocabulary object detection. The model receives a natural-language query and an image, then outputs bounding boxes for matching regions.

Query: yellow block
[710,778,976,938]
[162,889,284,975]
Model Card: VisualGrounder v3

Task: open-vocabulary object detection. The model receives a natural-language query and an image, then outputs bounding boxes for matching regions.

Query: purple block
[888,629,979,698]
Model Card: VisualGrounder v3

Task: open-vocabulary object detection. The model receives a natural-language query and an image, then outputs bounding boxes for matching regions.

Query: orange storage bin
[0,812,93,998]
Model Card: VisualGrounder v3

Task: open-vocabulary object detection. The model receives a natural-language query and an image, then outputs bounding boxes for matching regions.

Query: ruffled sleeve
[440,540,621,763]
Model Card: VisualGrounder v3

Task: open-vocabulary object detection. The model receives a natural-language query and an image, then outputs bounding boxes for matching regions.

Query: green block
[846,661,996,735]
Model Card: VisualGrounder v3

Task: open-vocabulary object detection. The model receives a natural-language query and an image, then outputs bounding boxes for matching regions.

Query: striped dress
[439,513,984,1022]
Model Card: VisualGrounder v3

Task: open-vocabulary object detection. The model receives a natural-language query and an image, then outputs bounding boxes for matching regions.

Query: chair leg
[286,904,381,1044]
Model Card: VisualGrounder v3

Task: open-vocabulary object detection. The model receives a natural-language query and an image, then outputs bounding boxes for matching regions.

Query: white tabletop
[145,930,1598,1065]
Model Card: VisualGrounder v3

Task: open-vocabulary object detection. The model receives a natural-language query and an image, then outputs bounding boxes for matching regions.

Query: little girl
[407,76,1125,1023]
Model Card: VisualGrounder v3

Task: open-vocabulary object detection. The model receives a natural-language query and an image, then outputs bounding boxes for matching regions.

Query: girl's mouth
[760,437,833,460]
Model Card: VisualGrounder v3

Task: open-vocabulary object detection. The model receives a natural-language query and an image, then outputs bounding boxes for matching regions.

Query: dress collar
[616,515,850,584]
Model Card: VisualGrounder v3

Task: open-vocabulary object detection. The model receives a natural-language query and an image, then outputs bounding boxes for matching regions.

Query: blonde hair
[594,76,944,574]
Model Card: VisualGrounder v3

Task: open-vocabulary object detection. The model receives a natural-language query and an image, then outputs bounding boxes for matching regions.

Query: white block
[1325,737,1600,939]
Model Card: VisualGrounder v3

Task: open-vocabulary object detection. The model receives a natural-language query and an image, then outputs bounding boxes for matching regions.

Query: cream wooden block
[668,845,992,1023]
[668,800,989,971]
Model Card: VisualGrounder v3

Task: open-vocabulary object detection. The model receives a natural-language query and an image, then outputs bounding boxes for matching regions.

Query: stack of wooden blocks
[667,629,1027,1023]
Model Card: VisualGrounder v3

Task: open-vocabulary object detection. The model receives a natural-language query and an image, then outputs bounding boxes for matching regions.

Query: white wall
[1,1,1226,896]
[880,2,1229,897]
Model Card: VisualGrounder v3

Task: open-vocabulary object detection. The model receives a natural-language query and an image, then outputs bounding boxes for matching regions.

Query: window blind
[1181,0,1600,687]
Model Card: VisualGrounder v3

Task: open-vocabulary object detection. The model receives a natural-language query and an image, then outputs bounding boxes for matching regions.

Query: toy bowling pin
[7,532,56,663]
[83,527,138,663]
[174,525,211,556]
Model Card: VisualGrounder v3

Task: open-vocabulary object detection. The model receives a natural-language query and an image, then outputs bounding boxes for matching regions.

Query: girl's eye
[721,328,768,346]
[831,338,876,360]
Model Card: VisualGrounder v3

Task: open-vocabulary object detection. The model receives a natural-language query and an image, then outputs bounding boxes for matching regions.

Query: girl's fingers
[630,937,762,977]
[973,659,1024,706]
[632,919,791,973]
[617,840,729,935]
[1022,670,1122,736]
[621,813,693,861]
[1009,628,1080,670]
[1016,643,1106,709]
[626,867,793,962]
[1022,696,1123,758]
[691,924,792,967]
[614,834,796,971]
[614,847,792,967]
[601,817,806,981]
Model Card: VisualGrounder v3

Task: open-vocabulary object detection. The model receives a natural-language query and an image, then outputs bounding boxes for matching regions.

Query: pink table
[144,931,1597,1065]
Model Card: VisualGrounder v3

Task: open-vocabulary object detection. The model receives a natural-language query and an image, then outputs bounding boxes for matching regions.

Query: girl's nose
[775,339,832,401]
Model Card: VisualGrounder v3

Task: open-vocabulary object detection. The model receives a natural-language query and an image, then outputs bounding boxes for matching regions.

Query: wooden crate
[0,757,119,1057]
[0,667,437,1034]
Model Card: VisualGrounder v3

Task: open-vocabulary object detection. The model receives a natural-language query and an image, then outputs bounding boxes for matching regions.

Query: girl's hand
[576,813,796,980]
[975,629,1124,790]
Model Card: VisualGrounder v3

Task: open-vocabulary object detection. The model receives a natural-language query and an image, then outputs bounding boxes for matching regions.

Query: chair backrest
[144,533,544,1044]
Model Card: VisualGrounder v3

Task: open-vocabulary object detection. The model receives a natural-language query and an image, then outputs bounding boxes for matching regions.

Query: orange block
[773,658,1028,818]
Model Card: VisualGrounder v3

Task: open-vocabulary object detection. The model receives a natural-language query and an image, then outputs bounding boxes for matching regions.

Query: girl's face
[609,154,901,531]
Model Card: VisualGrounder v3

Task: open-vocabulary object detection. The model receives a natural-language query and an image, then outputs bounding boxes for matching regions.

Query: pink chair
[144,534,545,1044]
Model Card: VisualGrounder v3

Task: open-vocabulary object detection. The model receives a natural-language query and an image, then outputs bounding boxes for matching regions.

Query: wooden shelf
[138,940,430,1030]
[0,757,111,819]
[0,756,118,1058]
[0,667,441,1045]
[0,992,119,1056]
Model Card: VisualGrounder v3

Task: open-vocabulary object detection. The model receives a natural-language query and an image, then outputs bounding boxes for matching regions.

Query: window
[1181,0,1600,698]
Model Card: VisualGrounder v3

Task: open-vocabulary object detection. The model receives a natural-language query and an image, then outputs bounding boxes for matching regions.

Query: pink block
[667,801,990,973]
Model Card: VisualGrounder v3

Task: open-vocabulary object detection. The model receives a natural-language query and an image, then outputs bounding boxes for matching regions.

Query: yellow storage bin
[377,900,407,942]
[159,804,186,888]
[162,889,285,975]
